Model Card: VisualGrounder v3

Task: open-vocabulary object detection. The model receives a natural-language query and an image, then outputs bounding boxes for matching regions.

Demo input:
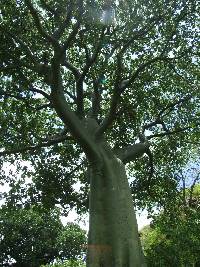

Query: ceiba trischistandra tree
[0,1,199,266]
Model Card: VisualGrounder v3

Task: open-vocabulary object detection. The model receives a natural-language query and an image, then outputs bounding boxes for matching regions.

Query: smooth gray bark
[87,141,146,267]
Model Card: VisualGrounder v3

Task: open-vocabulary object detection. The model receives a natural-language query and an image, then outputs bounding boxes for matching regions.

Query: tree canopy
[0,0,199,211]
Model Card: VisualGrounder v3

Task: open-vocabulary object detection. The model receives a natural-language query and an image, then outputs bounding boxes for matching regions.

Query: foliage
[0,205,86,267]
[140,182,200,266]
[0,0,199,264]
[41,259,86,267]
[56,223,87,261]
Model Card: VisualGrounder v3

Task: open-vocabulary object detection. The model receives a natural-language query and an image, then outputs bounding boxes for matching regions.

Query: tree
[0,1,199,266]
[140,173,200,266]
[0,205,86,267]
[56,223,87,261]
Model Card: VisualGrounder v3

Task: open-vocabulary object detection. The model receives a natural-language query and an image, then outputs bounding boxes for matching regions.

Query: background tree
[140,169,200,267]
[56,223,87,261]
[0,204,86,267]
[0,0,199,266]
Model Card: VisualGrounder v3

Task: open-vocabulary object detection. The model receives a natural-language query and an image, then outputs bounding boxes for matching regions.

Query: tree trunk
[87,141,146,267]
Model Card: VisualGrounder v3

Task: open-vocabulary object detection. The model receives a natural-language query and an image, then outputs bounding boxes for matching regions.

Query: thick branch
[96,90,120,138]
[63,59,81,78]
[91,80,101,119]
[51,88,100,160]
[76,79,84,117]
[50,54,99,161]
[114,142,150,164]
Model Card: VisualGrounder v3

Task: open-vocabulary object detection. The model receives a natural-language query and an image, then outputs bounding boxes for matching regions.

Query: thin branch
[142,95,192,133]
[189,173,200,207]
[147,126,193,140]
[145,148,154,191]
[96,47,133,137]
[25,0,58,46]
[75,28,105,118]
[1,54,52,82]
[0,135,72,157]
[0,83,51,111]
[119,46,192,92]
[0,26,37,64]
[81,28,105,78]
[185,140,200,146]
[39,0,58,17]
[28,85,51,101]
[180,171,187,207]
[169,64,199,93]
[52,5,73,40]
[0,65,18,73]
[61,21,80,52]
[76,79,84,117]
[67,160,86,178]
[64,89,77,102]
[60,1,84,54]
[120,56,169,91]
[0,91,33,108]
[158,94,192,117]
[35,103,52,111]
[119,15,162,55]
[16,71,52,102]
[142,118,163,133]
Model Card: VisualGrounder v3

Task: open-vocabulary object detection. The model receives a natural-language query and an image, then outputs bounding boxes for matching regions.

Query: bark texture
[87,141,146,267]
